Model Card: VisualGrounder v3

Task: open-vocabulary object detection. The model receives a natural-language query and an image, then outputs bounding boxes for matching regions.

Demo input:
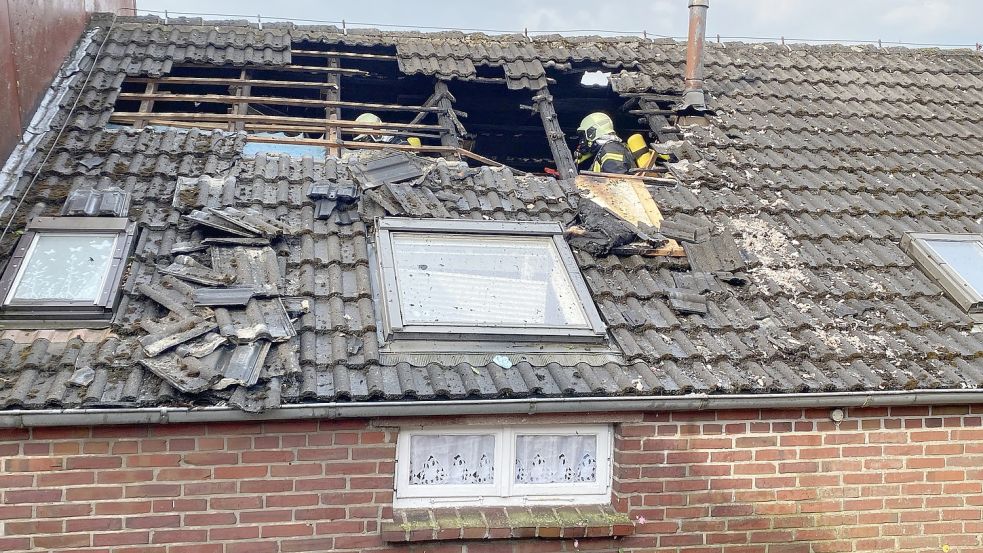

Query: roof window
[372,218,606,343]
[0,217,136,325]
[902,232,983,316]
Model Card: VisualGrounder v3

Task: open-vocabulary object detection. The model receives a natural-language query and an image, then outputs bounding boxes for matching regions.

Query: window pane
[926,239,983,295]
[10,234,116,302]
[408,434,495,485]
[514,434,597,484]
[390,233,588,326]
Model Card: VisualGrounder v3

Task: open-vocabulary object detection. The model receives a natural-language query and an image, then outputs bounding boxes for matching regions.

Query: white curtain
[408,434,495,485]
[514,434,597,484]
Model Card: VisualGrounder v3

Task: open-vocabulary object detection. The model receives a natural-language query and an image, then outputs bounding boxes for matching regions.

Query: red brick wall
[1,406,982,553]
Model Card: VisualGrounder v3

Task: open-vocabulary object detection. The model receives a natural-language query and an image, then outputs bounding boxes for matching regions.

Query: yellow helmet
[355,113,382,125]
[354,113,384,142]
[577,112,615,144]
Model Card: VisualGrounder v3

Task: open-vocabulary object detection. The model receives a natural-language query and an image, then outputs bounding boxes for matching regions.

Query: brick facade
[1,406,982,553]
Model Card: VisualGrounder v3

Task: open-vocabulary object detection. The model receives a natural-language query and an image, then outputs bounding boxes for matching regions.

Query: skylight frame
[0,217,137,323]
[373,217,607,343]
[902,232,983,315]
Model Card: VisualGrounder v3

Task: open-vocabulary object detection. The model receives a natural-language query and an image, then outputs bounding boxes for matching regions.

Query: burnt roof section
[0,17,982,412]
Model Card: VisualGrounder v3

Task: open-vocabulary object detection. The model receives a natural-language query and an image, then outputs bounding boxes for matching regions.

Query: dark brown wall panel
[0,0,136,164]
[0,0,23,161]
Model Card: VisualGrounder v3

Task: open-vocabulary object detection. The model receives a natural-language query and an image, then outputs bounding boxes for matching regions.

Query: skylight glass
[7,233,116,302]
[390,233,589,327]
[373,218,607,342]
[925,239,983,295]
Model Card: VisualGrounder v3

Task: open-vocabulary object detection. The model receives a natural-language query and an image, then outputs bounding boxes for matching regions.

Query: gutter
[1,389,981,427]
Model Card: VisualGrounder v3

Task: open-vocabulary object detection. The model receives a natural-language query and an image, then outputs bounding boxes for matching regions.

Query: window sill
[381,505,633,542]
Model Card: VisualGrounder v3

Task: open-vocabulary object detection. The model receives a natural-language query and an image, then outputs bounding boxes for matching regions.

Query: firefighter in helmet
[574,112,636,175]
[352,113,420,146]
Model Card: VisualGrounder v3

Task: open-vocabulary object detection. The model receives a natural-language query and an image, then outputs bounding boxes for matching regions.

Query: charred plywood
[575,175,664,229]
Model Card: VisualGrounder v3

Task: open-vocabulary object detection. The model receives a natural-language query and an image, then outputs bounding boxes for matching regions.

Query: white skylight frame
[0,217,136,322]
[373,218,607,343]
[902,232,983,315]
[393,424,613,508]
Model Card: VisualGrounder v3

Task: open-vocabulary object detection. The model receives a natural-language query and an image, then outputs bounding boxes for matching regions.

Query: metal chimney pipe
[682,0,709,111]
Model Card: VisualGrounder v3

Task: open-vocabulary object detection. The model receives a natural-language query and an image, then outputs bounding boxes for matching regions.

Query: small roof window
[373,218,606,343]
[902,232,983,316]
[0,217,136,325]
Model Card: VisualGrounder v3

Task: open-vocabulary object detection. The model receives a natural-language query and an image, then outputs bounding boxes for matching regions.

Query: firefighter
[352,113,420,146]
[574,112,636,175]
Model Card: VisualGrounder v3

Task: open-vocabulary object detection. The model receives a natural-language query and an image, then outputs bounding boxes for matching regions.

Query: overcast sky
[134,0,981,48]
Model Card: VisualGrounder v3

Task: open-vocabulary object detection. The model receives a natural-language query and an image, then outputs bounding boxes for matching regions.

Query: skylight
[6,234,116,303]
[0,217,137,324]
[902,232,983,316]
[373,218,606,342]
[923,239,983,296]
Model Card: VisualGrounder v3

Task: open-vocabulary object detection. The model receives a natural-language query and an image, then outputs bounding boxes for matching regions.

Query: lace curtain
[408,434,495,485]
[514,434,597,484]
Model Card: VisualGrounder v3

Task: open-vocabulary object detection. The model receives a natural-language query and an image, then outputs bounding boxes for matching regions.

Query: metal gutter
[1,390,981,427]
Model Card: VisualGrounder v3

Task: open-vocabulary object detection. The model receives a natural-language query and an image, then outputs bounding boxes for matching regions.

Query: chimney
[681,0,709,112]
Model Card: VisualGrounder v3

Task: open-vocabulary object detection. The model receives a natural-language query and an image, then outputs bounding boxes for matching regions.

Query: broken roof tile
[210,246,282,297]
[352,151,425,188]
[160,256,236,287]
[139,317,219,357]
[192,286,256,307]
[683,233,748,273]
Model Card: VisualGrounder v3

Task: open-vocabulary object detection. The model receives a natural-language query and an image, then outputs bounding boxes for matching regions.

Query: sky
[132,0,983,48]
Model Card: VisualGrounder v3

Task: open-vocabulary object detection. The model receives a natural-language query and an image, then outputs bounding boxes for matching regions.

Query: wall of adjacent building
[0,0,135,164]
[1,406,982,553]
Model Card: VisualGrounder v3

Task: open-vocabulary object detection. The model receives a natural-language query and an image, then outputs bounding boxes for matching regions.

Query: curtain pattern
[514,434,597,484]
[408,434,495,485]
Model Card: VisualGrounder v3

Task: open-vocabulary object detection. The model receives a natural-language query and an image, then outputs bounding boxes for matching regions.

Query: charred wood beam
[532,87,577,180]
[325,55,342,156]
[434,81,461,150]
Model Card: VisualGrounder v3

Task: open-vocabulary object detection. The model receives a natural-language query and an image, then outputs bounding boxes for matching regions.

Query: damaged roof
[0,16,982,413]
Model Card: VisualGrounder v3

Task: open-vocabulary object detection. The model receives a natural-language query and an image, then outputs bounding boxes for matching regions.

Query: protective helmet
[354,113,384,142]
[577,112,615,144]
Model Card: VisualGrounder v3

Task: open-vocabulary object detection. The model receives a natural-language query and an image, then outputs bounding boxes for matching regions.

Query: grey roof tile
[2,19,983,412]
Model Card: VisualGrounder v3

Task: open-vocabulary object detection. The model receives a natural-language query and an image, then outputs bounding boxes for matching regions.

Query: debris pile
[136,178,300,402]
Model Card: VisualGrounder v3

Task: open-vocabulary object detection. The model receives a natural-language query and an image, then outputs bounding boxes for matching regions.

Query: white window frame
[394,424,612,508]
[372,217,607,344]
[901,232,983,316]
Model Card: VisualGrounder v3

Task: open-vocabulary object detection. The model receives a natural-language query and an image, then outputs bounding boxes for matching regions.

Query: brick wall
[0,406,981,553]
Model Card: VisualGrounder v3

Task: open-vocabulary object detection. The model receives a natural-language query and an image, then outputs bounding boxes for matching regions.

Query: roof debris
[134,181,298,397]
[351,151,425,189]
[192,286,256,307]
[309,178,359,221]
